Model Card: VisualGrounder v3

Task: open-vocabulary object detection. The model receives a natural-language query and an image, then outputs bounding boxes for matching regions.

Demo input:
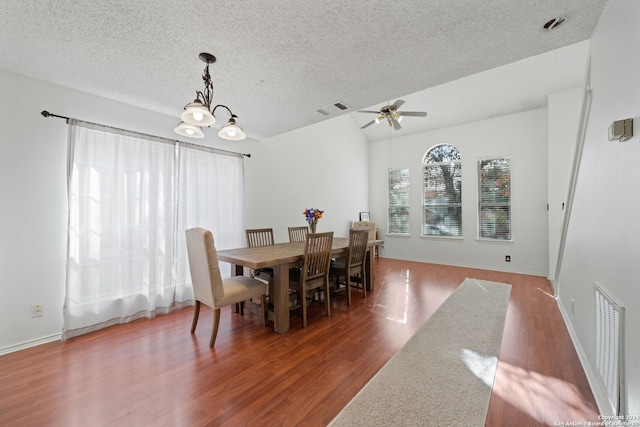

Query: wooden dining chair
[246,228,275,247]
[185,227,267,347]
[330,229,369,305]
[246,228,275,305]
[288,226,308,242]
[289,231,334,327]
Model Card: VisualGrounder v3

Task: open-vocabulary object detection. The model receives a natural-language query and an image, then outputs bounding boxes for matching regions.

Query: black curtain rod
[40,110,251,158]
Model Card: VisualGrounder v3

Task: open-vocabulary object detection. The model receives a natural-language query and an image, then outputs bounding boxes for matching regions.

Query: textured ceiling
[0,1,607,142]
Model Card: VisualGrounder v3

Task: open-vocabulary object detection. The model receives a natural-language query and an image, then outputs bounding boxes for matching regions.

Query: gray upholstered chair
[185,227,267,347]
[288,231,334,327]
[330,229,369,304]
[352,220,377,257]
[288,226,308,242]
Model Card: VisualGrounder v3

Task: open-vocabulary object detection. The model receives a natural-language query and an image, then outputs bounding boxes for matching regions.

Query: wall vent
[594,282,625,415]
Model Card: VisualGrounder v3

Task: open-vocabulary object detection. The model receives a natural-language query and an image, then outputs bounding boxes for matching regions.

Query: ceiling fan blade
[357,110,382,114]
[390,99,405,110]
[361,119,376,129]
[392,118,402,130]
[399,111,427,117]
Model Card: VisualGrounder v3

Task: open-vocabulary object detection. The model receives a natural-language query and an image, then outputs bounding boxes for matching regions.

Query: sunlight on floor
[537,287,555,299]
[385,268,409,324]
[462,349,598,424]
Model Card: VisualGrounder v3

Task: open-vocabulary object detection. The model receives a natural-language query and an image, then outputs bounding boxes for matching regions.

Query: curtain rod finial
[41,110,51,117]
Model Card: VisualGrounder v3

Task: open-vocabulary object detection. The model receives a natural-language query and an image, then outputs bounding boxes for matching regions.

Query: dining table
[217,237,384,333]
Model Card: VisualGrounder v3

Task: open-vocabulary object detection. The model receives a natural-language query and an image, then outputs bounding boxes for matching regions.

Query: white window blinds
[478,157,511,240]
[422,144,462,237]
[388,168,410,235]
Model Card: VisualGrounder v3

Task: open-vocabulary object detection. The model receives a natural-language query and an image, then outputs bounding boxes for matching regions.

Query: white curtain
[64,121,244,340]
[174,143,245,302]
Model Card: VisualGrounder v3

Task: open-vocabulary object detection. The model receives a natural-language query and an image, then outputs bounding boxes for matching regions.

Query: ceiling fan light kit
[174,52,246,141]
[358,99,426,130]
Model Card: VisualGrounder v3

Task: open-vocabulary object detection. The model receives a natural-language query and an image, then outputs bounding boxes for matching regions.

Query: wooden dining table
[217,237,384,333]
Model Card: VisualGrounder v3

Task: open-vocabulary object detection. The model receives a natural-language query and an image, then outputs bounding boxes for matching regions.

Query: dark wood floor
[0,258,599,426]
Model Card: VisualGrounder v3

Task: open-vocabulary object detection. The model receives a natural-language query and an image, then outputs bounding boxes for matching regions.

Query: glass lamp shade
[174,122,205,138]
[180,100,216,126]
[218,119,246,140]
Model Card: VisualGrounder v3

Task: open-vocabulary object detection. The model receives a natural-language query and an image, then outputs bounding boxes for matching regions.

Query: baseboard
[379,256,546,277]
[555,297,614,417]
[0,333,61,356]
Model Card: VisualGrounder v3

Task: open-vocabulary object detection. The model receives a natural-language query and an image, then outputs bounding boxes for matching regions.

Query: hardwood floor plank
[0,258,599,426]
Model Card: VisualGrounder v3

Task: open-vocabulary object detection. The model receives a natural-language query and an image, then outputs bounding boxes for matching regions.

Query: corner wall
[369,109,549,275]
[557,0,640,415]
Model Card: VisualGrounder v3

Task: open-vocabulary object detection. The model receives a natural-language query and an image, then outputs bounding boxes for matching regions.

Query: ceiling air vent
[316,101,350,116]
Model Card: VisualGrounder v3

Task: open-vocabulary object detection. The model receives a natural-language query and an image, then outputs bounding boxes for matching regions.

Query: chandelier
[174,52,246,140]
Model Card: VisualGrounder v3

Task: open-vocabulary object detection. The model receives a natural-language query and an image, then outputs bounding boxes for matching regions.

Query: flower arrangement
[303,208,324,233]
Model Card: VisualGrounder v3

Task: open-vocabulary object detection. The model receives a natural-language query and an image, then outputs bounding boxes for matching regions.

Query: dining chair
[289,231,334,327]
[288,226,308,242]
[185,227,267,347]
[330,229,369,305]
[352,220,377,257]
[245,228,275,295]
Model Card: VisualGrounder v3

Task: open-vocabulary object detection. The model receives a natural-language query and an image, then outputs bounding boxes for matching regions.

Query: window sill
[475,238,513,244]
[420,235,464,241]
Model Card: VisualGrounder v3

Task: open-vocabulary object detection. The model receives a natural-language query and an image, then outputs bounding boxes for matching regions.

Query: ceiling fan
[358,99,427,130]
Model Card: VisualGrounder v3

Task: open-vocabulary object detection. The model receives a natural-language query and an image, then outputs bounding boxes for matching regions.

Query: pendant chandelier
[174,52,246,141]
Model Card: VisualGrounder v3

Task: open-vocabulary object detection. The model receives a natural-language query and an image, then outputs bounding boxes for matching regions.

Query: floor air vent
[594,282,625,415]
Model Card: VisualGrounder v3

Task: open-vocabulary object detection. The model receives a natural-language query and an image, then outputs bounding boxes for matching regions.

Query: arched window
[422,144,462,237]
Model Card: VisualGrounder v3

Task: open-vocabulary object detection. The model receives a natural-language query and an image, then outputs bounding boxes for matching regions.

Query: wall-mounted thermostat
[608,118,633,142]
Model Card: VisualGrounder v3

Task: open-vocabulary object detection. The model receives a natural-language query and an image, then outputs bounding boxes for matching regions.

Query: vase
[309,221,317,234]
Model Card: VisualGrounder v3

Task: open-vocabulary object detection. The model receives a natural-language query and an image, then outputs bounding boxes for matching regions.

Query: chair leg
[191,300,201,333]
[261,294,267,327]
[345,272,351,306]
[209,308,221,347]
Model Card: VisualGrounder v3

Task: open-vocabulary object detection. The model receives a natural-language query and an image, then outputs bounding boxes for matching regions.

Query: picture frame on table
[359,212,370,221]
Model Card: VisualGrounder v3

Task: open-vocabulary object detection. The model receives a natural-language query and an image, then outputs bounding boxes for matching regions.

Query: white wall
[557,0,640,415]
[369,109,549,275]
[0,69,369,353]
[242,114,369,243]
[548,87,584,283]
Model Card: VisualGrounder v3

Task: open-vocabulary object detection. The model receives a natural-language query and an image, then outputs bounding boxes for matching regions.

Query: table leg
[272,263,291,334]
[365,249,375,292]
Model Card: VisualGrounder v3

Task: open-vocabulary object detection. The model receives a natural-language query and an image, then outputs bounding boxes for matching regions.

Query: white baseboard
[0,333,61,356]
[555,297,614,417]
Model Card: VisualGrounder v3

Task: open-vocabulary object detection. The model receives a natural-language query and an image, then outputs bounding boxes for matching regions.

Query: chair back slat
[288,226,308,242]
[246,228,275,247]
[348,229,369,268]
[302,232,333,281]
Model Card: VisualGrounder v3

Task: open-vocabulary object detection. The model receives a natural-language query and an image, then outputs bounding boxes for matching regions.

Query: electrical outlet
[32,304,43,318]
[505,255,511,262]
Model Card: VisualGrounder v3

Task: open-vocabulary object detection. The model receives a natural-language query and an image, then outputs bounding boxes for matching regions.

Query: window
[478,157,511,240]
[422,144,462,237]
[388,168,410,234]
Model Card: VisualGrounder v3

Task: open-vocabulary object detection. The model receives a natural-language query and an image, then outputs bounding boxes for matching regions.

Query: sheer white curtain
[64,121,244,340]
[174,143,245,302]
